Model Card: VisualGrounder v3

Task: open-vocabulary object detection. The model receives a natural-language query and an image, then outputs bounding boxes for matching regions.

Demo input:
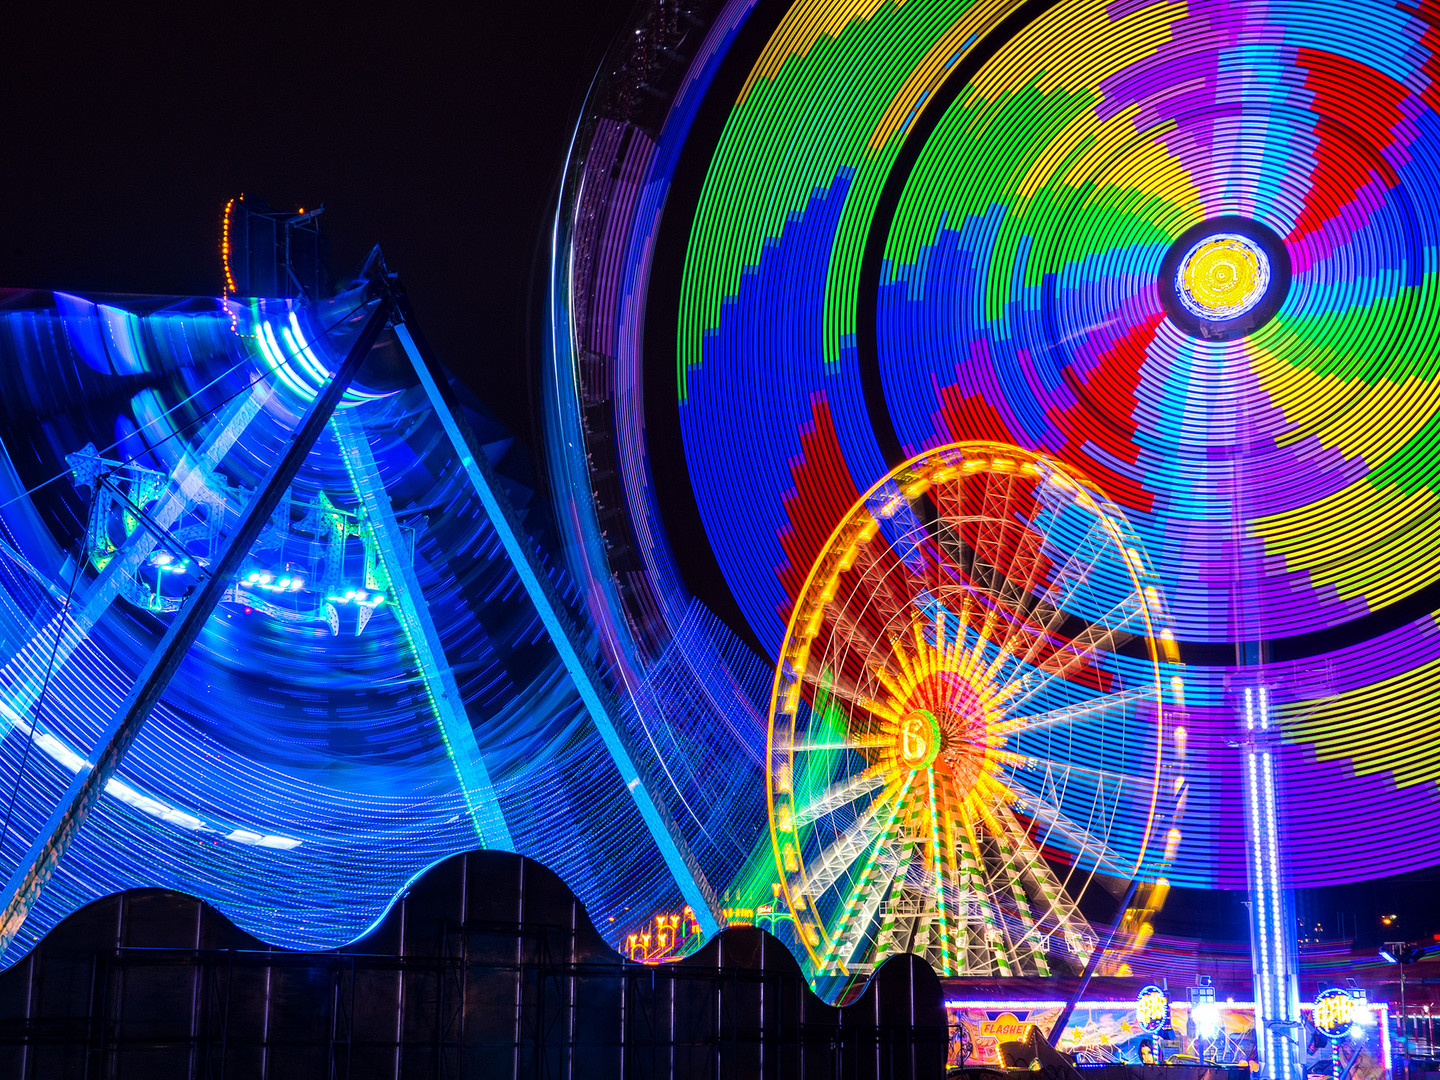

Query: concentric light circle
[646,0,1440,892]
[1157,217,1291,340]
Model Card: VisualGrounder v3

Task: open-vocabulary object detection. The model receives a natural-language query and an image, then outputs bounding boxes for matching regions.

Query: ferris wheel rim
[764,441,1175,985]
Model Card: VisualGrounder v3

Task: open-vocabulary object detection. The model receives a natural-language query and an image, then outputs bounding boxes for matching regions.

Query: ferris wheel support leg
[995,805,1092,964]
[332,411,512,851]
[989,824,1050,976]
[0,294,394,958]
[389,312,722,938]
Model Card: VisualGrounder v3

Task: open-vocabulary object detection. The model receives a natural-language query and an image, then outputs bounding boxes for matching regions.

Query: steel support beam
[331,410,512,850]
[0,383,273,738]
[0,296,392,953]
[390,314,722,937]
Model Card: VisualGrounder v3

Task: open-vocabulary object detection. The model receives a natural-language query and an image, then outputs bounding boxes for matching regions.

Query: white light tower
[1243,684,1302,1080]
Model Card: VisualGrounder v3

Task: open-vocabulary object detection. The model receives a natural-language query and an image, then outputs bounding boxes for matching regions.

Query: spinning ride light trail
[766,442,1181,1004]
[392,319,722,937]
[0,293,393,951]
[653,0,1440,897]
[332,411,511,849]
[256,310,399,406]
[0,385,271,741]
[537,0,784,965]
[0,256,729,964]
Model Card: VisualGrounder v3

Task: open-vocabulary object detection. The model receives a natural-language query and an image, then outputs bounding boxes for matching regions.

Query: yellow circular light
[1177,234,1269,319]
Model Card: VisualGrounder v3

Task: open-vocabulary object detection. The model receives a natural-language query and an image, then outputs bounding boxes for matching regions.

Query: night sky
[0,0,629,450]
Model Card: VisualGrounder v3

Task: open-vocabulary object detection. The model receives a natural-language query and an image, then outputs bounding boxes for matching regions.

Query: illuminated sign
[1137,986,1169,1032]
[979,1013,1035,1040]
[1313,988,1354,1039]
[898,710,940,770]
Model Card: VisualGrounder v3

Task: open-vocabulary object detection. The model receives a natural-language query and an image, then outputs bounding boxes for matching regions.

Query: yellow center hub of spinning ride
[1177,234,1269,320]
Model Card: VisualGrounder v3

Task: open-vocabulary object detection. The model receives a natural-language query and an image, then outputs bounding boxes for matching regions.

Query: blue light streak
[254,313,399,407]
[332,411,512,849]
[394,321,721,937]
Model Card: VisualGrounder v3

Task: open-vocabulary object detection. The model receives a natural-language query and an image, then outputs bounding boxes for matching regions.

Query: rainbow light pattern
[673,0,1440,887]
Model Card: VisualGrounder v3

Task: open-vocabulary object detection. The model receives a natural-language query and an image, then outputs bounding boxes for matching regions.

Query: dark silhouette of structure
[0,850,949,1078]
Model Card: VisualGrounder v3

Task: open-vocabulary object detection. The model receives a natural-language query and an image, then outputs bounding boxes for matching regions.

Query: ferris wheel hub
[898,709,941,770]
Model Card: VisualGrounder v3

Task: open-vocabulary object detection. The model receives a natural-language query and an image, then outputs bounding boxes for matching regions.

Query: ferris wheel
[766,443,1180,1000]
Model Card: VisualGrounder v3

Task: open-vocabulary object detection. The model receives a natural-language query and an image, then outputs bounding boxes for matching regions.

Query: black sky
[0,0,633,449]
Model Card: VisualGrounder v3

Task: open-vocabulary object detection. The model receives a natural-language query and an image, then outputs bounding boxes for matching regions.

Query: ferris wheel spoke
[801,667,900,727]
[927,551,1042,670]
[1005,622,1138,713]
[1002,538,1146,685]
[849,541,926,630]
[996,748,1137,789]
[997,593,1146,712]
[969,523,1017,606]
[926,580,984,643]
[994,685,1159,738]
[929,484,981,590]
[975,467,1014,525]
[788,737,887,753]
[1007,779,1127,874]
[986,529,1050,662]
[1007,594,1080,674]
[994,586,1068,675]
[1008,519,1113,667]
[973,473,1044,616]
[1032,514,1113,613]
[891,626,922,687]
[795,769,887,827]
[1055,577,1147,638]
[823,604,893,681]
[988,523,1049,628]
[930,599,958,664]
[933,469,1006,599]
[963,604,1002,668]
[797,774,910,898]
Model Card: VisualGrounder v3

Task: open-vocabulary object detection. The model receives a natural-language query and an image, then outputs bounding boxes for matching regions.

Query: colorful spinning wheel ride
[767,443,1180,1000]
